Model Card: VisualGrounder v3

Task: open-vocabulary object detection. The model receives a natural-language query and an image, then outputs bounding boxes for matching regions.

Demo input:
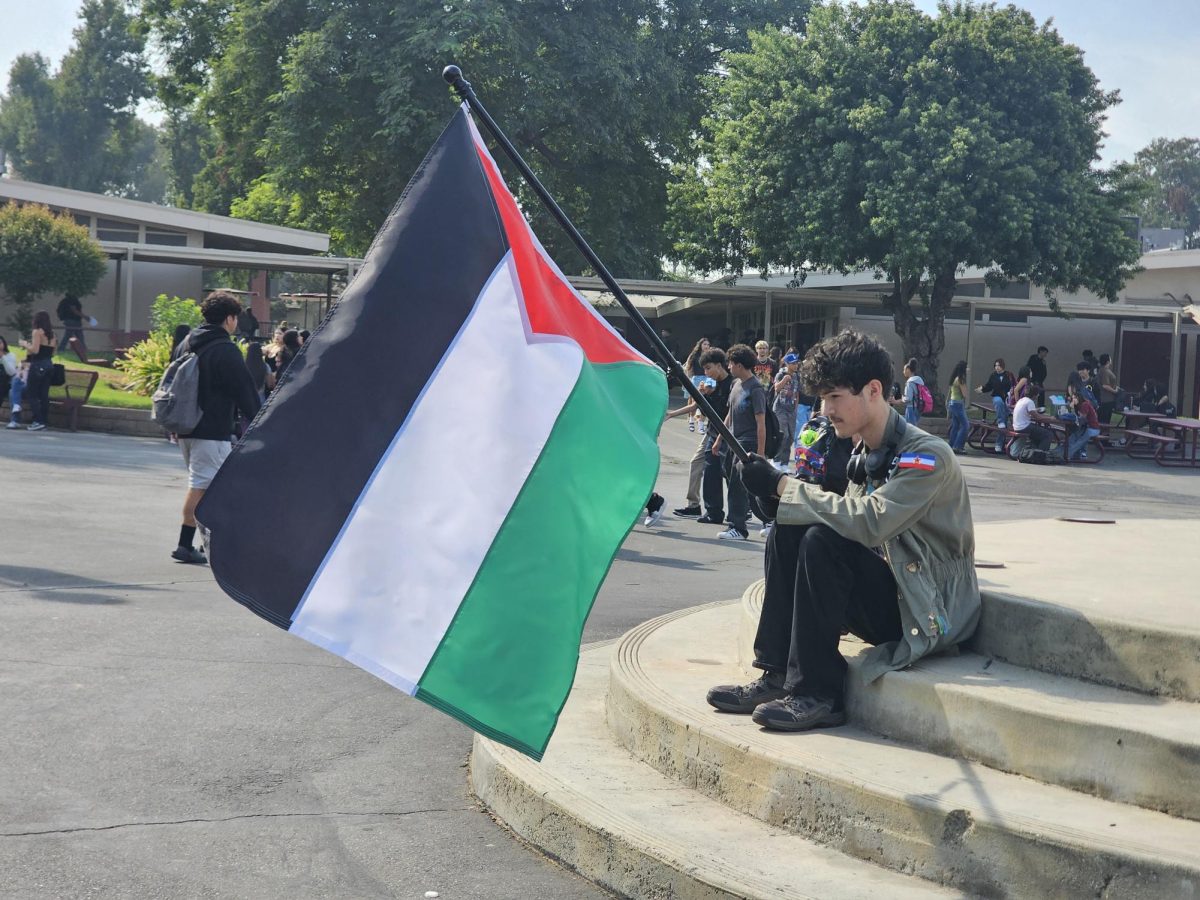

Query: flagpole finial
[443,65,471,101]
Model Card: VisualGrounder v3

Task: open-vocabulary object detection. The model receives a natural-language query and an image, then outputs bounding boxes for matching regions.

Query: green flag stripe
[416,360,666,758]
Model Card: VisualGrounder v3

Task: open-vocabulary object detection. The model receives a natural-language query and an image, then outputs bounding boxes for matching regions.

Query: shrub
[114,330,173,397]
[150,293,201,338]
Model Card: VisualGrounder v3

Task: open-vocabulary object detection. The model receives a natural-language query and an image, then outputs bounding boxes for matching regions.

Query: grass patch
[16,350,152,410]
[57,356,151,410]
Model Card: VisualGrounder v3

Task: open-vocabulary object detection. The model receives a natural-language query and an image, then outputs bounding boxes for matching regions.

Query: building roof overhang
[100,242,358,275]
[1,178,330,254]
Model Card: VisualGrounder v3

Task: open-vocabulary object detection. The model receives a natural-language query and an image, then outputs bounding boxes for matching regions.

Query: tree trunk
[884,266,956,409]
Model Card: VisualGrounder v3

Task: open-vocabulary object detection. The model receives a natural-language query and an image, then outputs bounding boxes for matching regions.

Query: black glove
[750,493,780,522]
[737,453,783,500]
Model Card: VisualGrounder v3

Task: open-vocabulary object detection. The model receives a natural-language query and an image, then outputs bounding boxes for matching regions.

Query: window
[95,217,138,242]
[990,281,1030,300]
[145,227,188,246]
[986,312,1029,324]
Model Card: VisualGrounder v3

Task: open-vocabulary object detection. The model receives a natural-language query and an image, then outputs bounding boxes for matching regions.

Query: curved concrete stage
[471,519,1200,898]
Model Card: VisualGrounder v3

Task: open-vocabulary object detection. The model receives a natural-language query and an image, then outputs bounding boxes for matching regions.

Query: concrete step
[610,602,1200,899]
[736,583,1200,821]
[969,519,1200,702]
[469,639,961,900]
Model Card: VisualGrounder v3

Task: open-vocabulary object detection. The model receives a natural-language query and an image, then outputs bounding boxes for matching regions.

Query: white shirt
[1012,396,1037,431]
[1,351,17,378]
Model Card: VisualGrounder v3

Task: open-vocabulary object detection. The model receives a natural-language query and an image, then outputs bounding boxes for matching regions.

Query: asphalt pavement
[1,413,1196,898]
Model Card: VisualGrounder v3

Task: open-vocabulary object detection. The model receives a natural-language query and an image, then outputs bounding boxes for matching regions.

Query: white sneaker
[698,421,707,434]
[688,419,695,432]
[5,421,20,429]
[643,508,663,527]
[759,523,774,539]
[26,422,46,432]
[717,527,748,541]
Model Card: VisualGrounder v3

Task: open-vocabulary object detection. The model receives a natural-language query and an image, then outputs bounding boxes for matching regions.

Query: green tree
[140,0,811,272]
[0,203,108,334]
[1130,137,1200,244]
[0,0,156,198]
[671,0,1141,394]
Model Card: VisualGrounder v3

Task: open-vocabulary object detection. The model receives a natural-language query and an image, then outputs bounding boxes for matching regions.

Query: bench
[967,420,1019,454]
[1043,421,1104,464]
[1123,429,1179,465]
[49,369,99,431]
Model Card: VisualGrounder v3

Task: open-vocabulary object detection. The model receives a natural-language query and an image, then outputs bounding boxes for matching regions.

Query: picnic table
[1115,410,1175,461]
[1125,418,1200,468]
[1033,412,1103,464]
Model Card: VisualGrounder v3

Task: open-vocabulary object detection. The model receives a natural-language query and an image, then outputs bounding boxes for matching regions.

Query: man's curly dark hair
[200,290,244,325]
[799,329,894,396]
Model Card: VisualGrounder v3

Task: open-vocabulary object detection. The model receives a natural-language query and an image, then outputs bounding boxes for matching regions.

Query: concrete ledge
[735,585,1200,821]
[608,602,1200,899]
[470,645,958,900]
[6,402,160,437]
[53,404,160,437]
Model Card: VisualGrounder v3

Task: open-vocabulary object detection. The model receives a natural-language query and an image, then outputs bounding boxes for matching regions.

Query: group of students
[952,346,1176,461]
[660,338,816,541]
[170,319,310,408]
[2,311,59,431]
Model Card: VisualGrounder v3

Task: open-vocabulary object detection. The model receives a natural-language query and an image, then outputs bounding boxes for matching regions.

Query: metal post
[123,247,135,334]
[965,302,977,400]
[764,290,773,347]
[1170,312,1181,404]
[442,65,751,462]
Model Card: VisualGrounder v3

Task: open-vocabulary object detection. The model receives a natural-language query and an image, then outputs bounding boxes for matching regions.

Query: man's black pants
[1017,422,1053,452]
[753,523,902,703]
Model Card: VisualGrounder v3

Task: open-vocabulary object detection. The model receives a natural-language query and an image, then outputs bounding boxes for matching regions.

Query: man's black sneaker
[695,512,726,525]
[673,505,702,517]
[171,545,208,565]
[751,694,846,731]
[706,673,787,713]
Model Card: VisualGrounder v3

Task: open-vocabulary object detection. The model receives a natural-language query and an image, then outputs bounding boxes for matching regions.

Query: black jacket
[1025,354,1047,386]
[175,324,262,440]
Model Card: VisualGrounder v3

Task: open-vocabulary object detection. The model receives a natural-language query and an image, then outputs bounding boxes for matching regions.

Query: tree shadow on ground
[0,564,166,605]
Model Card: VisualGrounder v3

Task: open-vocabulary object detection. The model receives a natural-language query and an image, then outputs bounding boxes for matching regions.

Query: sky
[1,0,1197,164]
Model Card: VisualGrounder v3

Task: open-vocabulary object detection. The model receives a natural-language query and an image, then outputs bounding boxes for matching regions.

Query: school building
[2,176,1197,414]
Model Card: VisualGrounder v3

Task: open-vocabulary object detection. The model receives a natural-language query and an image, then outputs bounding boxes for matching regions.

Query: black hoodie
[175,324,262,440]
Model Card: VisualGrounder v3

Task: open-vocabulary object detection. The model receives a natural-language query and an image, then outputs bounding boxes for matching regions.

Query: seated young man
[1011,392,1052,454]
[707,330,981,731]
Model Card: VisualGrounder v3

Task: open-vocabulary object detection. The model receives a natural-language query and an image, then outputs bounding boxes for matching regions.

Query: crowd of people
[652,332,1189,542]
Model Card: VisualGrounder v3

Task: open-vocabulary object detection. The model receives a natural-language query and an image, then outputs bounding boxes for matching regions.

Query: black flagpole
[442,64,751,465]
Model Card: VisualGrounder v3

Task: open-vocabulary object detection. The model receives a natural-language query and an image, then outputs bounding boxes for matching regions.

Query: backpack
[152,340,217,434]
[56,296,74,322]
[916,382,934,414]
[1018,447,1048,465]
[764,408,784,458]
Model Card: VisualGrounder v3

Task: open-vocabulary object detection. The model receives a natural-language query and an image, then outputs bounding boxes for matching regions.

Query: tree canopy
[0,0,162,201]
[0,203,108,333]
[1130,137,1200,245]
[138,0,812,272]
[670,0,1141,392]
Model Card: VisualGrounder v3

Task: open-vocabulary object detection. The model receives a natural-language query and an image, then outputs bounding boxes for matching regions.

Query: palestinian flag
[197,106,667,759]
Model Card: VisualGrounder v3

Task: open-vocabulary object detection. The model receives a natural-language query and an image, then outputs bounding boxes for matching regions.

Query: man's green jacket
[777,408,981,682]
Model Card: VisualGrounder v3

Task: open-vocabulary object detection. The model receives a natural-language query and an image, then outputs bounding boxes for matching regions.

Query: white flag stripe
[289,253,583,690]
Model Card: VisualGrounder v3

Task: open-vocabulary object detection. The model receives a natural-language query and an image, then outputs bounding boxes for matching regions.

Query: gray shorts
[179,438,231,490]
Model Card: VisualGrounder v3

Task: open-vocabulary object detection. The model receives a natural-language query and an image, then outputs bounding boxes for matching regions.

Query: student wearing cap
[772,352,803,466]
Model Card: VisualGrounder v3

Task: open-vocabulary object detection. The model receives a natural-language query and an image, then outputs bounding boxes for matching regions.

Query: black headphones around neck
[846,415,908,486]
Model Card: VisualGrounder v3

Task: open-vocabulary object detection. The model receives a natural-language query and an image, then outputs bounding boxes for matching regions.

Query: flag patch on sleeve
[897,453,937,471]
